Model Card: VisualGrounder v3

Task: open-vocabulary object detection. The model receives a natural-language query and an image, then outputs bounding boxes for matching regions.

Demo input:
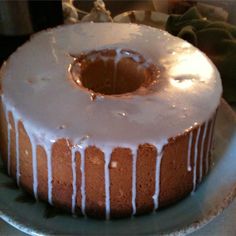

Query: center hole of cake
[70,49,157,95]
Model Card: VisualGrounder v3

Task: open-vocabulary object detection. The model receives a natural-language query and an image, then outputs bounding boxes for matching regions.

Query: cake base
[1,100,235,234]
[0,97,216,219]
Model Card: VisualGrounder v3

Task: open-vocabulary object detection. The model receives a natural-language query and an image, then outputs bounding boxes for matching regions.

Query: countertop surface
[0,200,236,235]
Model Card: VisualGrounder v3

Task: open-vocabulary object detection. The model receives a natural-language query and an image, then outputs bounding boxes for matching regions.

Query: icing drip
[28,132,38,200]
[2,98,12,176]
[22,125,39,200]
[192,126,201,192]
[199,121,208,182]
[112,48,122,94]
[7,112,11,175]
[187,131,193,172]
[104,147,112,219]
[3,103,11,175]
[153,151,164,210]
[71,147,78,214]
[131,147,137,215]
[45,141,53,205]
[32,143,38,199]
[14,117,20,186]
[80,148,86,216]
[206,117,215,174]
[210,115,216,167]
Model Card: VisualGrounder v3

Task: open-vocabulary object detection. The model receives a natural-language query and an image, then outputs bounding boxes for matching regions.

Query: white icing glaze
[13,116,20,186]
[27,131,38,199]
[1,23,222,151]
[209,116,216,168]
[206,117,215,174]
[80,147,86,216]
[153,150,164,210]
[32,143,38,199]
[2,102,11,175]
[1,96,17,175]
[131,146,137,215]
[112,48,122,94]
[44,141,53,205]
[187,131,193,172]
[199,120,208,182]
[71,147,78,214]
[7,112,11,175]
[103,146,112,219]
[192,126,201,192]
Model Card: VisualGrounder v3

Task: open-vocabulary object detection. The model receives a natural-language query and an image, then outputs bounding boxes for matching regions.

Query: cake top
[1,23,222,149]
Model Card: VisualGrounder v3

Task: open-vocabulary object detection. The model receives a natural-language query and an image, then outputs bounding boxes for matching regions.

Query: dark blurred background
[0,0,155,65]
[75,0,154,16]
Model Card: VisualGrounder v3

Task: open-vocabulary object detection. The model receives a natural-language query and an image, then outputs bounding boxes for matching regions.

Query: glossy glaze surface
[1,23,222,148]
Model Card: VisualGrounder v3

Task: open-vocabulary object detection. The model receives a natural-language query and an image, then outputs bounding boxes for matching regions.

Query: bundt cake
[0,23,222,219]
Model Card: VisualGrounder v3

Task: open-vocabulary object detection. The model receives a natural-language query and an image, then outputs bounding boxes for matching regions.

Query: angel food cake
[0,23,222,219]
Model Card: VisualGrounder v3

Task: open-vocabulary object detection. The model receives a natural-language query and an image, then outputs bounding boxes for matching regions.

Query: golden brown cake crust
[0,96,216,218]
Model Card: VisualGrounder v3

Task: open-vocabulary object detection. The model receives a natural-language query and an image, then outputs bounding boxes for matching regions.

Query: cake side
[0,97,217,218]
